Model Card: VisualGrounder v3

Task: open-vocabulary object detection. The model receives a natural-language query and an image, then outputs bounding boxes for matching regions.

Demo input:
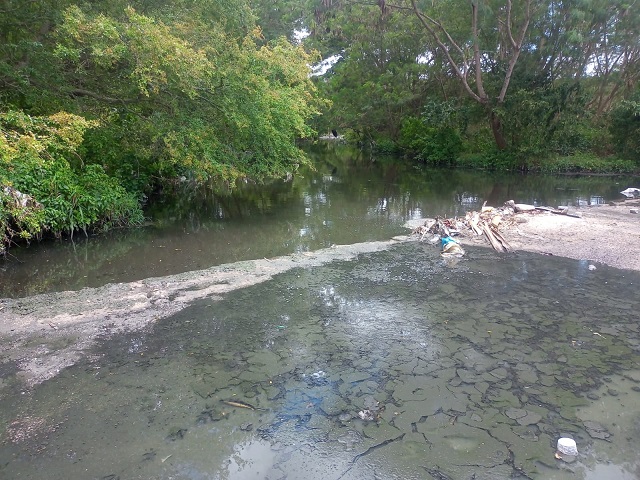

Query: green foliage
[312,4,429,142]
[609,95,640,161]
[0,186,45,255]
[1,1,328,252]
[52,6,323,184]
[2,1,325,196]
[456,150,520,171]
[0,111,143,251]
[496,80,602,157]
[297,0,640,171]
[535,154,637,174]
[372,138,400,155]
[398,100,465,165]
[399,119,463,166]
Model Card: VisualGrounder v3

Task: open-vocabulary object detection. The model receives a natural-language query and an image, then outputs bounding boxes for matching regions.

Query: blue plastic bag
[440,236,459,250]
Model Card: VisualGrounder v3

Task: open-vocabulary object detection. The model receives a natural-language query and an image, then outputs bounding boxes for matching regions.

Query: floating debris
[557,437,578,455]
[221,399,256,410]
[357,409,375,421]
[620,187,640,198]
[441,236,465,256]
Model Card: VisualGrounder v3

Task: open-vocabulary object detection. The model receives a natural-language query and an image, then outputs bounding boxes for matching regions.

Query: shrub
[610,96,640,162]
[399,116,463,166]
[536,154,637,174]
[1,110,143,252]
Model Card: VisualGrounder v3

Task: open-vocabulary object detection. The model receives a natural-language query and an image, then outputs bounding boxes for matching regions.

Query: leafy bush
[372,137,400,155]
[610,95,640,162]
[0,187,46,255]
[456,150,521,171]
[1,110,143,252]
[399,114,463,166]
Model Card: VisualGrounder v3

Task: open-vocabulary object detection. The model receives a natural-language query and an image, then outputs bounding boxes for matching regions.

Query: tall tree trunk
[490,110,508,150]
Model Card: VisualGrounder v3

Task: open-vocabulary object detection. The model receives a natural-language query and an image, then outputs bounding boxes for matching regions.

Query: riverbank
[478,199,640,272]
[499,199,640,271]
[408,199,640,271]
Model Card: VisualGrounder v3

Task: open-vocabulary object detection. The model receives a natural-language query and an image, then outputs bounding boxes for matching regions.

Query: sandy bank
[406,199,640,272]
[486,199,640,272]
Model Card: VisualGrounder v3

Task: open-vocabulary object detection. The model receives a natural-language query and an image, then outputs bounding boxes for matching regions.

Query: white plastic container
[557,437,578,456]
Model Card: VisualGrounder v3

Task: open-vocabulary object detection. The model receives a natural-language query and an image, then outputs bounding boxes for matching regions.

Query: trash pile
[411,199,585,254]
[620,187,640,198]
[412,217,467,257]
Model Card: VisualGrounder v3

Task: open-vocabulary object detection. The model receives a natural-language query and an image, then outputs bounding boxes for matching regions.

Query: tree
[402,0,534,150]
[1,0,326,248]
[314,2,429,143]
[1,1,324,186]
[159,0,640,165]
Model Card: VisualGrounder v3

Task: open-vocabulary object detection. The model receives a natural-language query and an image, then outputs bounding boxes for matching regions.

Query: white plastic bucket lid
[557,437,578,456]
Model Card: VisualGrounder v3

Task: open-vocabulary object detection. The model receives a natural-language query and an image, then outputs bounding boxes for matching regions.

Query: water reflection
[576,195,606,206]
[0,144,636,299]
[224,439,276,479]
[1,244,639,479]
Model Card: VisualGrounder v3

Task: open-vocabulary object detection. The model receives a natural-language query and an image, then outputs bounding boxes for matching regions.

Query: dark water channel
[0,144,636,298]
[1,244,639,479]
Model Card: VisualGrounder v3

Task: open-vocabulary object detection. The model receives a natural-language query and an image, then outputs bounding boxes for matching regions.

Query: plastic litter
[441,236,465,256]
[556,437,578,457]
[358,409,375,421]
[620,187,640,198]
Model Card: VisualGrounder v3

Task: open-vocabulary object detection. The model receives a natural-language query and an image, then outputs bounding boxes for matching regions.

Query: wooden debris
[489,225,513,252]
[412,198,580,253]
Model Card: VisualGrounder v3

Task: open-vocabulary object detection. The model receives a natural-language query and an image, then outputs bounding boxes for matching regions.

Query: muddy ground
[1,199,639,388]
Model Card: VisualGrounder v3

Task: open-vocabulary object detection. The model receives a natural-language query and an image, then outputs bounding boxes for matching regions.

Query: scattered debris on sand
[410,199,574,253]
[409,194,640,271]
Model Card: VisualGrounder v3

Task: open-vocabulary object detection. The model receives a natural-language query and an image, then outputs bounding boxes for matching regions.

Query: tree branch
[410,0,483,103]
[505,0,517,49]
[497,0,531,103]
[472,2,487,100]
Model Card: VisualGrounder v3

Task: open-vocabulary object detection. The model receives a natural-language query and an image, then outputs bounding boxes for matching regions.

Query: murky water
[1,243,639,479]
[1,144,636,298]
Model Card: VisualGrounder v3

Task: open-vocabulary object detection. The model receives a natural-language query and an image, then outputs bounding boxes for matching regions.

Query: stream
[0,144,635,298]
[1,146,639,479]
